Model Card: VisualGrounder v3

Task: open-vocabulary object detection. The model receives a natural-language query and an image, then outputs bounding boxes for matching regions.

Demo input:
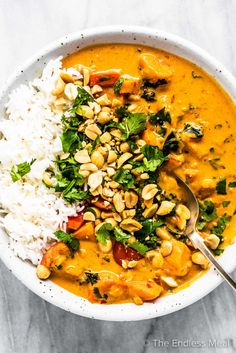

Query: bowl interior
[1,26,236,321]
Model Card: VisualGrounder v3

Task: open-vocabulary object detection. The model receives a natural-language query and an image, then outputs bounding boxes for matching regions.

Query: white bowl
[0,26,236,321]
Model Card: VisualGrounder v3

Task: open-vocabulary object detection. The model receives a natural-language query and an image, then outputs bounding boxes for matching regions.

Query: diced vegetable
[139,53,173,82]
[119,75,140,94]
[73,222,95,241]
[67,214,84,231]
[89,69,121,87]
[113,242,143,266]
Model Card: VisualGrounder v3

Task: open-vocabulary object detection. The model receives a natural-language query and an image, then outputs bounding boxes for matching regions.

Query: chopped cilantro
[197,201,217,230]
[163,131,179,155]
[135,219,164,249]
[114,227,130,243]
[113,168,135,188]
[84,271,99,285]
[60,130,81,153]
[141,145,168,172]
[93,287,108,300]
[54,230,79,251]
[142,79,168,88]
[129,241,149,255]
[96,223,113,244]
[115,107,147,140]
[114,77,124,94]
[214,248,224,256]
[10,159,36,182]
[63,189,89,203]
[141,89,156,102]
[211,214,231,239]
[216,178,227,195]
[71,86,94,114]
[149,108,171,125]
[222,201,230,208]
[229,181,236,188]
[88,136,100,155]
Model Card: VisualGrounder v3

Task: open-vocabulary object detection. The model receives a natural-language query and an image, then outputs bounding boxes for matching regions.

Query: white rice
[0,58,79,264]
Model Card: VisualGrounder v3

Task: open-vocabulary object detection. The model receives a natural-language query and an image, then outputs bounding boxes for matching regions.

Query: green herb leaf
[114,77,125,94]
[113,168,135,188]
[96,223,113,244]
[222,201,230,208]
[63,189,89,203]
[211,214,231,239]
[60,130,81,153]
[10,159,36,182]
[149,108,171,125]
[214,248,224,256]
[216,178,227,195]
[197,201,217,230]
[141,89,156,102]
[142,79,168,88]
[54,230,79,251]
[88,136,100,155]
[163,131,179,155]
[141,145,168,172]
[84,271,99,285]
[129,241,149,255]
[115,108,147,140]
[114,227,130,243]
[93,287,108,300]
[229,181,236,188]
[72,86,94,111]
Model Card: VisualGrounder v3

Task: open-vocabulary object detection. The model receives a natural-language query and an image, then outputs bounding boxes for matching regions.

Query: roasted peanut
[142,204,158,218]
[52,77,66,96]
[36,264,51,280]
[204,234,220,250]
[85,124,102,140]
[107,150,118,164]
[161,276,178,288]
[142,184,158,200]
[160,240,173,257]
[192,252,209,269]
[74,149,91,164]
[88,171,103,189]
[113,192,125,213]
[64,83,78,101]
[157,201,175,216]
[117,152,133,168]
[122,209,136,218]
[91,150,105,169]
[120,218,142,232]
[124,191,138,209]
[156,227,171,240]
[120,142,130,153]
[100,132,112,144]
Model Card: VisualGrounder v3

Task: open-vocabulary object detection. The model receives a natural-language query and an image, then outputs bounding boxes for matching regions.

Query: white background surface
[0,0,236,352]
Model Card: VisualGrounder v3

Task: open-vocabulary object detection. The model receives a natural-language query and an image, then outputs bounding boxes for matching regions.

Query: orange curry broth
[51,44,236,302]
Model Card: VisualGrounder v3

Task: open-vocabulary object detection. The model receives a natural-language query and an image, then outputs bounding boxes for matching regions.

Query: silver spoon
[174,174,236,291]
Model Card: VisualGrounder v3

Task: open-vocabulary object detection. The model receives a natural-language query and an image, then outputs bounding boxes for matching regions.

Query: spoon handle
[189,231,236,291]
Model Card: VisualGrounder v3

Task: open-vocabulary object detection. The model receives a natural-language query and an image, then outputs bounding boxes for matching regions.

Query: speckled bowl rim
[0,26,236,321]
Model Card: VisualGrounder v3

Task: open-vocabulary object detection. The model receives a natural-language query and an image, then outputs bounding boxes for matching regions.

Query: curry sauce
[37,44,236,304]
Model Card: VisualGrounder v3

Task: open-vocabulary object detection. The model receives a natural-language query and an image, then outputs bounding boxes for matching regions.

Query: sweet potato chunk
[164,239,192,276]
[73,222,95,241]
[139,53,173,82]
[119,75,140,94]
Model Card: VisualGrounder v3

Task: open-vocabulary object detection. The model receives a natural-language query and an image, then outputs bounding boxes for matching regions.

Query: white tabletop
[0,0,236,352]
